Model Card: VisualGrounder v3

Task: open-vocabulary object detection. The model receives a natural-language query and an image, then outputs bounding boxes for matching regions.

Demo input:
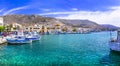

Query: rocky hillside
[1,14,119,31]
[101,24,120,31]
[59,19,105,31]
[3,15,57,26]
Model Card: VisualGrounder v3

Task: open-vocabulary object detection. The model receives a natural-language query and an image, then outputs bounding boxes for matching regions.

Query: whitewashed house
[0,17,3,26]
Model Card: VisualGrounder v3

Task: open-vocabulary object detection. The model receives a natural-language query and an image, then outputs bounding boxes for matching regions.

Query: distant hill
[1,14,119,31]
[101,24,120,31]
[3,14,57,26]
[59,19,104,31]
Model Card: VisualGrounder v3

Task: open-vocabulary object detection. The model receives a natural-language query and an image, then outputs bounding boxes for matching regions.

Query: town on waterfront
[0,0,120,66]
[0,15,119,36]
[0,16,91,35]
[0,15,119,44]
[0,14,119,66]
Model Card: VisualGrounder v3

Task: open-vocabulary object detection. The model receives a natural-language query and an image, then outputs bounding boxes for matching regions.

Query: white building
[0,17,3,26]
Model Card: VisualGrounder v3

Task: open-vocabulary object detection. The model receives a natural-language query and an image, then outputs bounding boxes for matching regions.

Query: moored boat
[6,30,32,45]
[25,32,41,41]
[109,30,120,52]
[6,36,32,45]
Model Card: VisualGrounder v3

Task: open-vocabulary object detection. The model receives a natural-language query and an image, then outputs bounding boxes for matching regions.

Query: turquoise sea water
[0,31,120,66]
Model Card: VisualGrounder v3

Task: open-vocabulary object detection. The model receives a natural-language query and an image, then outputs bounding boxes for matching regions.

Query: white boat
[25,32,41,41]
[6,30,32,45]
[109,30,120,52]
[6,36,32,44]
[5,34,16,40]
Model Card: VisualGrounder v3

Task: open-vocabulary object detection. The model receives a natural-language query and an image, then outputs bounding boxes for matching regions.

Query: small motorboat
[25,32,41,41]
[6,36,32,45]
[109,30,120,52]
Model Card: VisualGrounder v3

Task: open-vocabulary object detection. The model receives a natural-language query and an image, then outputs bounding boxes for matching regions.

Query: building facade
[0,17,3,26]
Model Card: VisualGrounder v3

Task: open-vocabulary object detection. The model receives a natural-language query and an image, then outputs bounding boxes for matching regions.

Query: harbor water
[0,31,120,66]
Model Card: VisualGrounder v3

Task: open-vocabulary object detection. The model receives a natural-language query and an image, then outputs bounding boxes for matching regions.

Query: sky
[0,0,120,26]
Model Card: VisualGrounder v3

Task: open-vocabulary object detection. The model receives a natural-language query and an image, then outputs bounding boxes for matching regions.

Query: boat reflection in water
[101,29,120,65]
[100,51,120,66]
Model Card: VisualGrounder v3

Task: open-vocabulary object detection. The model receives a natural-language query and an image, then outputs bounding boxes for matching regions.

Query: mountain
[3,14,57,26]
[101,24,120,31]
[1,14,119,31]
[59,19,104,31]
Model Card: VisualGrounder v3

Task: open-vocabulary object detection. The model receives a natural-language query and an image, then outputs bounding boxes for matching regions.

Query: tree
[47,27,50,30]
[9,24,13,29]
[62,27,67,32]
[72,28,77,32]
[6,24,13,31]
[0,26,5,32]
[13,27,17,30]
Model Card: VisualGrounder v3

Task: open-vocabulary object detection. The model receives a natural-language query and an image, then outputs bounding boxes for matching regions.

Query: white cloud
[55,6,120,26]
[40,6,120,26]
[39,11,81,15]
[3,6,28,15]
[71,8,78,11]
[0,9,4,13]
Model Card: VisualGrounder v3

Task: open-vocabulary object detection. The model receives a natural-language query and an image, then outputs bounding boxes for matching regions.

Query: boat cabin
[109,30,120,52]
[117,30,120,42]
[110,30,120,42]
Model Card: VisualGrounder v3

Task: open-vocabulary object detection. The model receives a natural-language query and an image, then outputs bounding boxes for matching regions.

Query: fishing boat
[6,30,32,45]
[25,32,41,41]
[109,30,120,52]
[6,36,32,44]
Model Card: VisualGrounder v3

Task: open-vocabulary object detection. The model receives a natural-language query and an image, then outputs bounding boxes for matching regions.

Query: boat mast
[117,30,120,41]
[110,31,112,41]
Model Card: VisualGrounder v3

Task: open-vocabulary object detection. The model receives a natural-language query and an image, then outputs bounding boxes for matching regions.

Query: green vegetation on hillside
[0,26,5,32]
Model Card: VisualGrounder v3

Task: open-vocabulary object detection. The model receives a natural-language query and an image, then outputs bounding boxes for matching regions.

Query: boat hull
[7,39,32,45]
[25,32,41,41]
[26,37,40,41]
[109,42,120,52]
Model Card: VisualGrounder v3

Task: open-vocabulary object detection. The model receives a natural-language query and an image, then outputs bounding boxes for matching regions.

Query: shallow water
[0,31,120,66]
